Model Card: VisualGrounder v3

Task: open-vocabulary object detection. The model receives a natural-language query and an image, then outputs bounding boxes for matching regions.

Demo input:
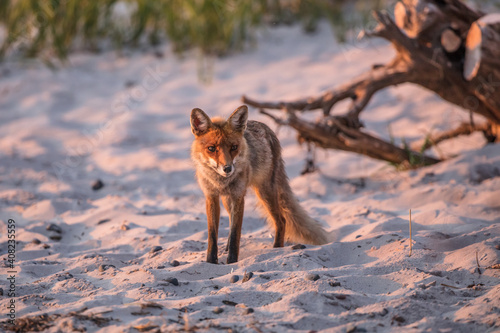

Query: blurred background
[0,0,389,63]
[1,1,497,62]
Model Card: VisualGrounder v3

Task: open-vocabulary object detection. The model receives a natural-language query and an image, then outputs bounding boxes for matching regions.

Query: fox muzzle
[223,165,233,174]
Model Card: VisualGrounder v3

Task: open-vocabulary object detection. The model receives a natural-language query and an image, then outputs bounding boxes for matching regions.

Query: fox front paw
[227,253,238,264]
[206,254,218,264]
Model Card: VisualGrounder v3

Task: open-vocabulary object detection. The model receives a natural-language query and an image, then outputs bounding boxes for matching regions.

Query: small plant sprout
[408,209,412,257]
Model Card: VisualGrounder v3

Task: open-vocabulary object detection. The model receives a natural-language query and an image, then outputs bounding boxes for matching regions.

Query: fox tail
[279,182,329,245]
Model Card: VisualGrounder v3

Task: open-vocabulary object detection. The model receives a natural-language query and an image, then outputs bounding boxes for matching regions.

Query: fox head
[190,105,248,178]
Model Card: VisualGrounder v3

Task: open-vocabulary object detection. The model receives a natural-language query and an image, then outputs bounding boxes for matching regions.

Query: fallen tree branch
[278,110,439,167]
[242,0,500,169]
[413,122,490,151]
[243,57,412,129]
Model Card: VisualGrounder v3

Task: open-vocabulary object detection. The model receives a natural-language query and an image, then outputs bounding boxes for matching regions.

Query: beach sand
[0,23,499,332]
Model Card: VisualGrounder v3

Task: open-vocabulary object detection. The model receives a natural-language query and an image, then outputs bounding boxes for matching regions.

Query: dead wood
[243,0,500,170]
[412,122,490,151]
[464,13,500,81]
[441,28,461,53]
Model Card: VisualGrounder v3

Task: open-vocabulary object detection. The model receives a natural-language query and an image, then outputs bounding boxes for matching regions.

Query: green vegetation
[0,0,390,64]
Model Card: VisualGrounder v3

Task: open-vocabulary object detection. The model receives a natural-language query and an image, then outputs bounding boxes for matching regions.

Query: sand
[0,23,499,332]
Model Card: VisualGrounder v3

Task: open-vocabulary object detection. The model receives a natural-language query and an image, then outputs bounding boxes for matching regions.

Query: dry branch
[257,109,439,166]
[243,0,500,169]
[464,13,500,81]
[413,122,490,151]
[441,28,462,53]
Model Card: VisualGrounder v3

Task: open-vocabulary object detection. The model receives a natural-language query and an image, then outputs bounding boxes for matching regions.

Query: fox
[190,105,329,264]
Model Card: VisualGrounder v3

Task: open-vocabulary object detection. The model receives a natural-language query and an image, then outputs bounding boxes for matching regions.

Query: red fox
[190,105,328,264]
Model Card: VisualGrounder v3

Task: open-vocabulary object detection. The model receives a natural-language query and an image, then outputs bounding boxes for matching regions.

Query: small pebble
[242,271,253,283]
[392,315,406,323]
[379,308,388,316]
[243,308,254,314]
[56,272,74,281]
[222,300,238,306]
[46,224,62,233]
[165,277,179,286]
[213,307,223,314]
[230,275,239,283]
[170,260,180,267]
[329,281,341,287]
[124,80,136,88]
[32,239,41,245]
[121,224,130,231]
[150,246,162,253]
[292,244,306,250]
[92,179,104,191]
[50,235,62,241]
[335,294,347,300]
[305,273,320,281]
[495,244,500,250]
[97,218,111,225]
[429,271,443,277]
[98,264,107,272]
[42,244,50,249]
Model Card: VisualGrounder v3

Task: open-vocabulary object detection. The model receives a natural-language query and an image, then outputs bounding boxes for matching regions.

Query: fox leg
[223,195,245,264]
[255,186,286,248]
[221,197,231,252]
[205,194,220,264]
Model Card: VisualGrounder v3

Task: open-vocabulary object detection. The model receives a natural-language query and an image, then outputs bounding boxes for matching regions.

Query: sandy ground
[0,23,499,332]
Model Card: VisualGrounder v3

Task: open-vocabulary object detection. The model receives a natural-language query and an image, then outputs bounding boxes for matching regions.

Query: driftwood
[242,0,500,170]
[441,28,462,53]
[464,13,500,80]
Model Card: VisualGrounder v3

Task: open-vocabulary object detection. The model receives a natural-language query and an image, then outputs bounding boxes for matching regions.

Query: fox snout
[217,163,234,177]
[208,158,234,177]
[223,165,233,174]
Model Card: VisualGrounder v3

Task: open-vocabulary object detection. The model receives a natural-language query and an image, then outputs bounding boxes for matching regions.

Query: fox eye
[207,146,216,152]
[231,145,238,151]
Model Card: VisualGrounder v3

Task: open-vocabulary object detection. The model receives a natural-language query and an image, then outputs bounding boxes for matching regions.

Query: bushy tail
[279,182,329,245]
[255,123,329,245]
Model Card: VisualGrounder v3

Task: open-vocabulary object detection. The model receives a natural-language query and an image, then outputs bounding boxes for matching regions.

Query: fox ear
[191,108,212,136]
[228,105,248,133]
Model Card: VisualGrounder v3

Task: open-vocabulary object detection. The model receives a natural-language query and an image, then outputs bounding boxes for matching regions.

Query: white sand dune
[0,24,499,332]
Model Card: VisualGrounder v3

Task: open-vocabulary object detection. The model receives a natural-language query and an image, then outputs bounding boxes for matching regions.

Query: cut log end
[396,0,447,39]
[394,2,408,32]
[441,28,462,53]
[464,13,500,81]
[464,22,482,81]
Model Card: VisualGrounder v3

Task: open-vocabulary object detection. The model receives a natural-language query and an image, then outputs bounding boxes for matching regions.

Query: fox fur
[190,105,328,264]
